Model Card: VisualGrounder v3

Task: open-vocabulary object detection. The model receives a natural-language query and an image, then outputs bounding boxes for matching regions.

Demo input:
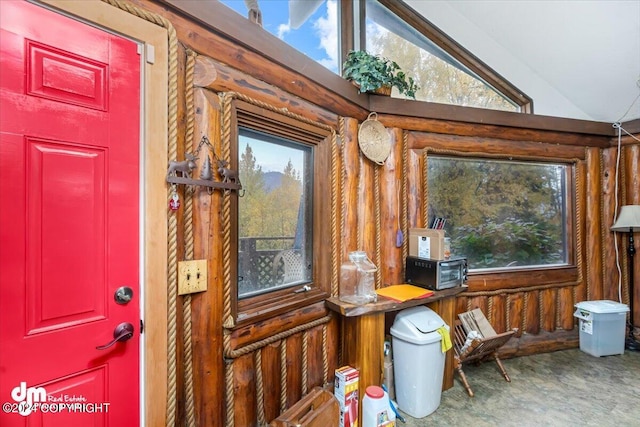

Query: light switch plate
[178,260,208,295]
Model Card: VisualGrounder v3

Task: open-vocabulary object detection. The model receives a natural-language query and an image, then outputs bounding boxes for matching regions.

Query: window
[238,129,313,298]
[231,99,332,324]
[219,0,340,73]
[427,156,570,271]
[363,0,522,111]
[216,0,531,112]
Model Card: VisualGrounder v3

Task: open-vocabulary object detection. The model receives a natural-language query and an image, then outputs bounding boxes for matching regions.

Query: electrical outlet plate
[178,260,208,295]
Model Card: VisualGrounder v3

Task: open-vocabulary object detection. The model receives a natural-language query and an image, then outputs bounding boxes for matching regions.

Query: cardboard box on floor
[408,228,445,260]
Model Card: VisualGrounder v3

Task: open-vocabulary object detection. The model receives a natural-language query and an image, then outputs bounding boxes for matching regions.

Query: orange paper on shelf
[375,284,434,302]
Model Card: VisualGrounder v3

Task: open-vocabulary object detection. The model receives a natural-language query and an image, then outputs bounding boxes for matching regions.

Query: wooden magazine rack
[270,387,339,427]
[453,308,517,397]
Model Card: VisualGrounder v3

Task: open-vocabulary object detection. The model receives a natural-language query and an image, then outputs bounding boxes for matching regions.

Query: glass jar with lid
[339,251,378,305]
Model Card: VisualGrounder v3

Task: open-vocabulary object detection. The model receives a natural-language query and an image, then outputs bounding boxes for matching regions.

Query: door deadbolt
[114,286,134,304]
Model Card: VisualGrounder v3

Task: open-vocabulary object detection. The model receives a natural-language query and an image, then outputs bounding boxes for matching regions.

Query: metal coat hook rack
[166,135,243,196]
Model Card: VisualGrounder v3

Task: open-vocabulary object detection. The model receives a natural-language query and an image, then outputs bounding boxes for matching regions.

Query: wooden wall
[123,1,639,425]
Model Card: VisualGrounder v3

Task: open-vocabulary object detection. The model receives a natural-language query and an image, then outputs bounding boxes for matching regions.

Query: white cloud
[277,23,291,39]
[313,0,338,72]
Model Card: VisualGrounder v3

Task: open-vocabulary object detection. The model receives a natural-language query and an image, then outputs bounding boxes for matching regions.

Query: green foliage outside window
[238,129,312,298]
[427,157,568,270]
[365,0,519,111]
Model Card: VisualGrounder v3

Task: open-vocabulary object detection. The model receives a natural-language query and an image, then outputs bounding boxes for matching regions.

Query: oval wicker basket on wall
[358,112,391,165]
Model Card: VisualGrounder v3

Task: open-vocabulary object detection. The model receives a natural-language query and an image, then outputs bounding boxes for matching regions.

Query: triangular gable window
[219,0,531,112]
[363,0,531,111]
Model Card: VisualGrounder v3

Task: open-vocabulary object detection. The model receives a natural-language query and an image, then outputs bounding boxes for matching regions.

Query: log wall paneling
[305,326,325,389]
[490,295,507,333]
[559,287,576,331]
[525,291,540,335]
[508,293,524,337]
[540,288,557,332]
[601,147,620,301]
[378,128,403,285]
[466,296,488,316]
[379,128,405,285]
[234,353,257,426]
[585,148,604,301]
[191,88,225,425]
[341,118,361,258]
[406,149,424,228]
[455,296,468,318]
[285,334,303,409]
[262,342,283,423]
[357,145,376,257]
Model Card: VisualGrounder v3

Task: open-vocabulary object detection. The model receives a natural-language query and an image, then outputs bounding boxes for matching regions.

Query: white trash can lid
[390,306,446,345]
[574,300,629,313]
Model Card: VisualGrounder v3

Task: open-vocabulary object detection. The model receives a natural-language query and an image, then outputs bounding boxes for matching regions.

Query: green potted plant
[342,50,420,99]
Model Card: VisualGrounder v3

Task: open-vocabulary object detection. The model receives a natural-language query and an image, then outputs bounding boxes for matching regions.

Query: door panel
[0,1,141,426]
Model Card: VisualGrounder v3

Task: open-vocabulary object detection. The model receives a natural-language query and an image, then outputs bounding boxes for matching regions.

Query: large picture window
[427,156,570,271]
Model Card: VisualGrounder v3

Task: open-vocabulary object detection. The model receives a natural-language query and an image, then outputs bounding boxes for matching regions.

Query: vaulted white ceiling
[406,0,640,124]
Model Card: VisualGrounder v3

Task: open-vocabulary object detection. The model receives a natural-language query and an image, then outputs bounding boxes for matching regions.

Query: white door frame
[38,1,169,425]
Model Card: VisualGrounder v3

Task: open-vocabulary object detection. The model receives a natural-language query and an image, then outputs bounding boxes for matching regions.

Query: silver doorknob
[114,286,134,304]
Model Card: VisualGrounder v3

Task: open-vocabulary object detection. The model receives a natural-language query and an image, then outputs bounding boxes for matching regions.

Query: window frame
[423,150,579,292]
[362,0,533,112]
[230,99,333,326]
[208,0,531,113]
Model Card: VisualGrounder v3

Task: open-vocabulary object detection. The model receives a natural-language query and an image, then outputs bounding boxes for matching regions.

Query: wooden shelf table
[326,286,466,419]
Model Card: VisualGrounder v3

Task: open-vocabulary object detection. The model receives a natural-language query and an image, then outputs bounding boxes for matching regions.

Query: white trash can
[573,300,629,357]
[390,306,448,418]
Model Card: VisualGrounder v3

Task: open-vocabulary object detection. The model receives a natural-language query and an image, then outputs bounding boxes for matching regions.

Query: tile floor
[399,348,640,427]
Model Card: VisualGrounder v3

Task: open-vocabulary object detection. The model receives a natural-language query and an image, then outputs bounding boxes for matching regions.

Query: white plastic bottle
[362,385,396,427]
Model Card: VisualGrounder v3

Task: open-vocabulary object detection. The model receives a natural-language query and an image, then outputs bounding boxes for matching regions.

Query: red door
[0,1,141,426]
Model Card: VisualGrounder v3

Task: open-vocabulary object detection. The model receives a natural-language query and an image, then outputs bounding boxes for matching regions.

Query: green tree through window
[238,128,311,297]
[428,156,568,270]
[365,0,519,111]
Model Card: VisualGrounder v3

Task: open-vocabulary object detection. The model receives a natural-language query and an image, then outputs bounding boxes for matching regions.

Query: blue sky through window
[220,0,338,72]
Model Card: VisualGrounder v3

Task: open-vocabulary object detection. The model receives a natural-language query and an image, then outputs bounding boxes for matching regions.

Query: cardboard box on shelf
[334,366,359,427]
[408,228,445,260]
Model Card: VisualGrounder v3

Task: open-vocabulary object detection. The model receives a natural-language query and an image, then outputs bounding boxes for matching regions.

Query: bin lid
[390,306,446,345]
[574,300,629,313]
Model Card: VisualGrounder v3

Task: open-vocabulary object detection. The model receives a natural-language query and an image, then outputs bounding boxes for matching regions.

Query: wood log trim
[226,315,332,359]
[193,55,342,128]
[408,131,588,159]
[462,279,580,297]
[157,0,620,140]
[498,329,579,358]
[231,302,329,350]
[152,0,368,119]
[373,102,614,140]
[467,267,579,292]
